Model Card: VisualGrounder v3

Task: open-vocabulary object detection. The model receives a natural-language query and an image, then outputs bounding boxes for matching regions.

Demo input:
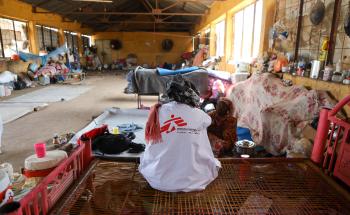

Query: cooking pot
[310,0,325,25]
[235,140,256,156]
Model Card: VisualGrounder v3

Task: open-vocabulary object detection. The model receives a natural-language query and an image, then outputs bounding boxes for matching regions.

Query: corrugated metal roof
[18,0,217,32]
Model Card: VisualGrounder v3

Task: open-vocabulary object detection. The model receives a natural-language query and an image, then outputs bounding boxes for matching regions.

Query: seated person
[139,76,221,192]
[207,98,237,157]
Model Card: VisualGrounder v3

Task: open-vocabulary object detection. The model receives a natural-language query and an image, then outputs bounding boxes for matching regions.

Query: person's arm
[199,109,212,128]
[222,117,237,150]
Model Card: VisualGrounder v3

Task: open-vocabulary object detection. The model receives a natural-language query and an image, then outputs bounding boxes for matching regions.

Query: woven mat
[58,159,350,215]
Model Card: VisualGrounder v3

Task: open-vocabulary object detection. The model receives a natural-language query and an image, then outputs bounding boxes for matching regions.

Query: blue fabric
[56,75,65,82]
[236,126,265,152]
[157,66,200,76]
[29,63,39,72]
[19,44,68,66]
[236,127,253,141]
[19,51,41,62]
[117,123,143,133]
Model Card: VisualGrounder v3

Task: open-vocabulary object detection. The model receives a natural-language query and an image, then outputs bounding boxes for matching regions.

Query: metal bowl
[235,140,256,156]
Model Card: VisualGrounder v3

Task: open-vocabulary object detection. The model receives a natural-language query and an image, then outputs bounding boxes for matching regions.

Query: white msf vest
[139,101,221,192]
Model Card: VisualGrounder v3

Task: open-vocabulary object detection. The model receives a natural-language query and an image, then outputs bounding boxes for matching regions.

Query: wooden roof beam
[34,0,53,7]
[86,21,194,24]
[156,0,211,12]
[161,1,181,12]
[138,0,157,20]
[161,15,174,21]
[145,0,154,10]
[68,11,204,16]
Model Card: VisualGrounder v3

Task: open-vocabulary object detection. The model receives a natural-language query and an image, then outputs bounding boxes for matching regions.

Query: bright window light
[215,20,225,57]
[232,0,263,63]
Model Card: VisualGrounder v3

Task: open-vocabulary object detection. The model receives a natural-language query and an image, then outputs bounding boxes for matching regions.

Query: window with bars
[205,29,210,46]
[232,0,263,63]
[64,31,79,53]
[215,20,225,57]
[81,34,91,49]
[193,33,200,51]
[36,25,59,52]
[0,17,29,58]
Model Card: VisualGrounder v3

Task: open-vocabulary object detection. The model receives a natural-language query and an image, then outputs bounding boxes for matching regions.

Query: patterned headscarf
[216,97,234,116]
[166,75,200,107]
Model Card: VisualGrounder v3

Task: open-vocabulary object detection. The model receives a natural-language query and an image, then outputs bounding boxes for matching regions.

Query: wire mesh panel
[334,0,350,66]
[297,0,334,62]
[57,159,350,215]
[274,0,301,54]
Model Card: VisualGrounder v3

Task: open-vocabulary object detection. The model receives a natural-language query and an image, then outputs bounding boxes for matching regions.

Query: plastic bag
[286,138,313,158]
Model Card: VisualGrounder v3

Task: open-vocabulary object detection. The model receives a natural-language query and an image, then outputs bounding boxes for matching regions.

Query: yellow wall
[0,0,92,54]
[192,0,275,72]
[93,32,192,66]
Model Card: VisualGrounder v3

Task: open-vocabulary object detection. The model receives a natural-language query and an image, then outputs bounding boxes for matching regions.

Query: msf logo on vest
[161,115,188,134]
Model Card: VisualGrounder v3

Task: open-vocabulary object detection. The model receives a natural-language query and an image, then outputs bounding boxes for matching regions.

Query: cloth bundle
[116,123,143,133]
[92,133,144,154]
[36,63,69,78]
[81,125,145,154]
[165,75,200,107]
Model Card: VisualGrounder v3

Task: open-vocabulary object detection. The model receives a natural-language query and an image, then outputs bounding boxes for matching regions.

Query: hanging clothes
[18,44,68,66]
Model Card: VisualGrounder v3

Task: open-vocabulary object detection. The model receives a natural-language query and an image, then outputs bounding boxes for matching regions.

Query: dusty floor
[0,72,157,171]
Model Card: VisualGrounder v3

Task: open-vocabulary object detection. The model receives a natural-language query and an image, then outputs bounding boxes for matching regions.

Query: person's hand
[214,141,223,151]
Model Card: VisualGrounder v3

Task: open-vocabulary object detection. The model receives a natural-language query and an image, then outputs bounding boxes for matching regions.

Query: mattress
[129,67,209,95]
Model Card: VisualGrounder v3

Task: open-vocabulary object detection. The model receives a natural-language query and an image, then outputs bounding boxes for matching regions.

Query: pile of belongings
[0,71,34,97]
[228,73,334,156]
[111,59,126,70]
[0,71,17,97]
[126,53,138,69]
[21,44,83,85]
[28,60,69,83]
[80,125,145,155]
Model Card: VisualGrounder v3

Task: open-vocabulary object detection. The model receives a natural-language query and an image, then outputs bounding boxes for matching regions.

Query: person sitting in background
[207,98,237,157]
[139,76,221,192]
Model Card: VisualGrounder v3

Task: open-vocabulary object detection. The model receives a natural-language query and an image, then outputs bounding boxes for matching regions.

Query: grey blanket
[128,67,209,95]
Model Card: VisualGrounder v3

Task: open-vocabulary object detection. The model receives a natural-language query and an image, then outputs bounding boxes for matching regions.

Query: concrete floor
[0,72,157,171]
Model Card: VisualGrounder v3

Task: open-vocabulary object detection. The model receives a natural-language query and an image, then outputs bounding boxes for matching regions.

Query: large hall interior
[0,0,350,214]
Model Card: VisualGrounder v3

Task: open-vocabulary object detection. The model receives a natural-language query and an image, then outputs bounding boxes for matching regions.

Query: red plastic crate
[312,95,350,186]
[12,140,92,215]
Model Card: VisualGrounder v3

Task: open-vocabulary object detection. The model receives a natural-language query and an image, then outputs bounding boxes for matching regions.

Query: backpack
[14,79,26,90]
